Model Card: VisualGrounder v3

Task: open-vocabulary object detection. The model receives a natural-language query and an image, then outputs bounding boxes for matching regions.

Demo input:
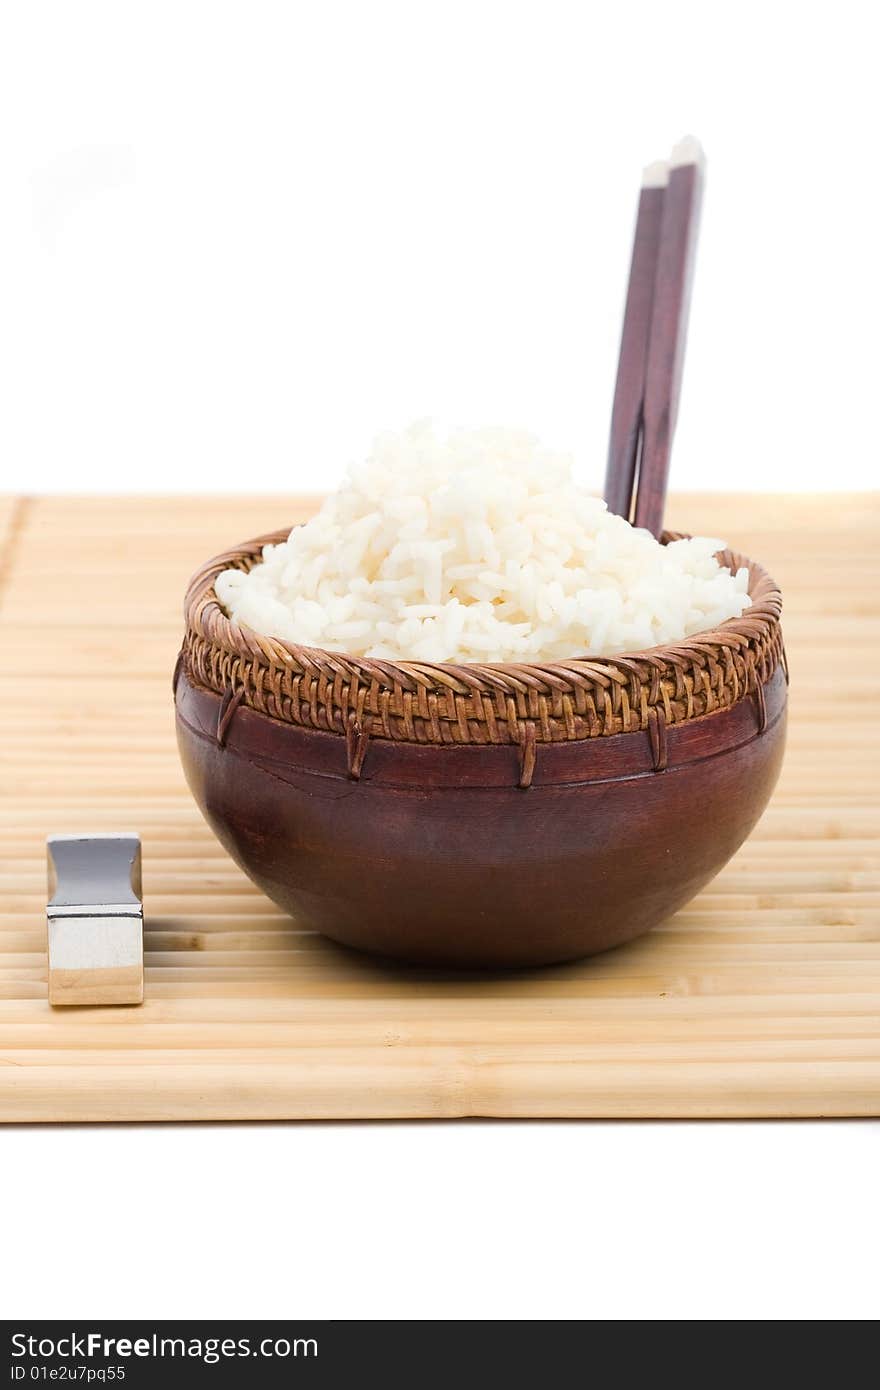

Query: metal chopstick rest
[46,834,144,1006]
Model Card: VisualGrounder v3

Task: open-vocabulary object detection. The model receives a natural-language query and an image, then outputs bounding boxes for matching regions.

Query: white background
[2,0,878,496]
[2,0,878,1322]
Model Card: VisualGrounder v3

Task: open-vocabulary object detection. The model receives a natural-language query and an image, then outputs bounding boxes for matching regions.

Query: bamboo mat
[1,493,878,1122]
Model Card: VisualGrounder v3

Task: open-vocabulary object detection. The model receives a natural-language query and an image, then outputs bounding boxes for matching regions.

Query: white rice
[215,424,751,664]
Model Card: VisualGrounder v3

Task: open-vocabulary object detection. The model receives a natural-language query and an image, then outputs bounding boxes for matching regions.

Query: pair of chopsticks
[604,137,705,537]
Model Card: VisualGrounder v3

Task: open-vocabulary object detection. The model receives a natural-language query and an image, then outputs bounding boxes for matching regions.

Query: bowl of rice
[175,426,787,968]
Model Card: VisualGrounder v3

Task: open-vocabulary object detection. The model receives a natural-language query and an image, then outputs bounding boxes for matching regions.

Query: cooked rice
[215,424,751,663]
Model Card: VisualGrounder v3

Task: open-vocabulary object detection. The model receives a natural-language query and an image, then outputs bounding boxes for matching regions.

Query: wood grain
[0,493,878,1120]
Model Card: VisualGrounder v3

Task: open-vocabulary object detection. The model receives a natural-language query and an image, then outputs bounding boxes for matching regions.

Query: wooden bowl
[175,531,787,968]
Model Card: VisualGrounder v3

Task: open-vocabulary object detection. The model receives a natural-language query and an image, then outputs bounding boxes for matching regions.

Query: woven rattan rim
[180,529,784,747]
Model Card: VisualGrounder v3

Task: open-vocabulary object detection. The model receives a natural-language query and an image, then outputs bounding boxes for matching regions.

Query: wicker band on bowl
[180,530,784,748]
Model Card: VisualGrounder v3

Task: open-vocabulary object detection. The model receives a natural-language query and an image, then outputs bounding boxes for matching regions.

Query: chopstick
[603,158,669,521]
[632,137,706,536]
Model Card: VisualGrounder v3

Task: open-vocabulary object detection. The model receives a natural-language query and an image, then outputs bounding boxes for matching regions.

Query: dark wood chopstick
[604,161,668,521]
[633,138,705,537]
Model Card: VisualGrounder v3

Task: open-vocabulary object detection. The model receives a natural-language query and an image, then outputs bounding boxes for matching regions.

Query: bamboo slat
[0,492,878,1121]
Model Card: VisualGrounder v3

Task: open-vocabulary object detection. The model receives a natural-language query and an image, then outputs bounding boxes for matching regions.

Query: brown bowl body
[175,663,786,968]
[175,529,786,968]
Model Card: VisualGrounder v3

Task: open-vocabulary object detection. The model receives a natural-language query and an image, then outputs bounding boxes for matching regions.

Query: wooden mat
[1,494,878,1121]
